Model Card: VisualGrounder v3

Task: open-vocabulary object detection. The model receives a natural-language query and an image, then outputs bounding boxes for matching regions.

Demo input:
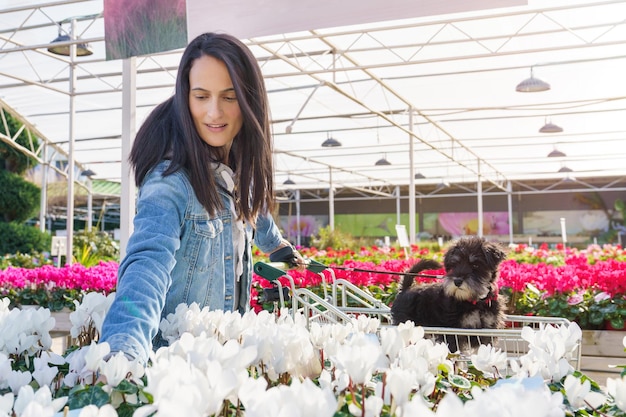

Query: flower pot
[50,308,73,354]
[581,329,626,386]
[604,319,626,331]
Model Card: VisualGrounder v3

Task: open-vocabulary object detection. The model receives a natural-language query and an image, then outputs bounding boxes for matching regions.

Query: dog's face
[441,236,506,302]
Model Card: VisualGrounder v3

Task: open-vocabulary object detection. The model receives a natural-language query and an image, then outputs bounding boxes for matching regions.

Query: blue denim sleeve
[100,169,186,363]
[253,211,283,253]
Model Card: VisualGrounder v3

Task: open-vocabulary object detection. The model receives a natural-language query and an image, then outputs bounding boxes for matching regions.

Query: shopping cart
[254,260,353,325]
[253,261,582,371]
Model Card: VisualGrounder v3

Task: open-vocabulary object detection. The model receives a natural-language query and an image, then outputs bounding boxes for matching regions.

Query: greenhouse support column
[329,166,334,231]
[418,197,424,237]
[296,189,301,247]
[395,186,400,225]
[408,108,416,245]
[507,181,513,244]
[65,18,77,265]
[120,57,137,258]
[476,159,483,238]
[86,177,93,232]
[39,142,47,233]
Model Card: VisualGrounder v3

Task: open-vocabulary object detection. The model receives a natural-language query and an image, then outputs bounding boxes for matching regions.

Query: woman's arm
[100,168,186,363]
[254,212,307,269]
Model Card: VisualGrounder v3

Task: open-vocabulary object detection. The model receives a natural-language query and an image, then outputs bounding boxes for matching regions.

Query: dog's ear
[482,241,507,268]
[442,244,459,270]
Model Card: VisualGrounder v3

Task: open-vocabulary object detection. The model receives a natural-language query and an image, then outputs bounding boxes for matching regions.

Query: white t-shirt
[215,163,245,309]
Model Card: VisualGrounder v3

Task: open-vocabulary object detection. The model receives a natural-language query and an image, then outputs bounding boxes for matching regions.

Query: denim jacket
[100,160,283,363]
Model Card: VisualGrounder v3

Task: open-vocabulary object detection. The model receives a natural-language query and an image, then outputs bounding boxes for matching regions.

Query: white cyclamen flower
[331,333,384,385]
[32,357,59,389]
[308,321,333,351]
[606,375,626,413]
[379,326,405,361]
[0,298,10,318]
[385,368,419,406]
[239,377,337,417]
[84,341,111,373]
[70,292,115,339]
[351,314,380,334]
[397,395,435,417]
[78,404,119,417]
[139,353,234,417]
[12,385,67,417]
[0,307,54,357]
[470,344,508,376]
[562,374,605,411]
[395,340,451,376]
[0,352,12,390]
[395,321,425,346]
[519,322,582,381]
[0,392,14,417]
[99,352,134,388]
[461,378,565,417]
[348,395,383,417]
[8,370,32,395]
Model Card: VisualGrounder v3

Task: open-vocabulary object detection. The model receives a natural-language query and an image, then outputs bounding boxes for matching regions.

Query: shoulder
[140,161,192,200]
[144,161,190,185]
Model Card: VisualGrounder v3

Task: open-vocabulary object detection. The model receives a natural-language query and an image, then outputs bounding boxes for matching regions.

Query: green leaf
[67,385,110,409]
[114,379,139,395]
[589,311,605,325]
[610,317,625,330]
[448,375,471,390]
[116,403,141,417]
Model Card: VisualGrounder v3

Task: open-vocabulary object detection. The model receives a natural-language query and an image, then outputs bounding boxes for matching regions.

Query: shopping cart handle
[254,262,289,281]
[253,259,329,281]
[306,259,327,273]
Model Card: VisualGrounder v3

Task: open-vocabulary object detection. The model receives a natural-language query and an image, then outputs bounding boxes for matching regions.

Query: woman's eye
[224,96,237,102]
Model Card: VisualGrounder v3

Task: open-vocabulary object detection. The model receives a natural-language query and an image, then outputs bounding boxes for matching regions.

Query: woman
[100,32,304,364]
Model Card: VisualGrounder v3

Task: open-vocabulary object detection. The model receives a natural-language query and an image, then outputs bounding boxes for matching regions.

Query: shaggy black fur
[390,236,507,353]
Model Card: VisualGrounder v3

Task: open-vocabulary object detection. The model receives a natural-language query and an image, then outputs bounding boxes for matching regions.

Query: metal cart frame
[253,261,582,370]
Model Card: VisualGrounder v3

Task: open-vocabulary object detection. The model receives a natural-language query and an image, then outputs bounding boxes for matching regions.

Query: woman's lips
[206,123,226,131]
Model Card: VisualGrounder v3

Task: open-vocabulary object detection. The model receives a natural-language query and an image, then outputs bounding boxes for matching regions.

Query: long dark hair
[130,32,274,224]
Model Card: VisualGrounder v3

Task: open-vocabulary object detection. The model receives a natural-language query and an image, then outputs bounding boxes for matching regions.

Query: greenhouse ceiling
[1,0,626,198]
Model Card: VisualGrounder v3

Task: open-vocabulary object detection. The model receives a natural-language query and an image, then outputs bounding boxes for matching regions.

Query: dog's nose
[454,278,463,287]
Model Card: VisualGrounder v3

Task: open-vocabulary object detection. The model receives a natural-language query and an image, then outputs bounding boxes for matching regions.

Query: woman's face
[188,55,243,156]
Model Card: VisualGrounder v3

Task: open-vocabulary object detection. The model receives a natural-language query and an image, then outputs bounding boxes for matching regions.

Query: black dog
[391,236,507,353]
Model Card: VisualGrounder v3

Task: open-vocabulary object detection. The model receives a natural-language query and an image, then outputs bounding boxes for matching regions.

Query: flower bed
[0,261,118,311]
[1,244,625,328]
[2,294,626,416]
[252,243,626,330]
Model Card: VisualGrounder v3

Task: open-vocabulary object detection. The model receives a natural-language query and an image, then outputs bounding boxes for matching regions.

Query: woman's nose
[206,98,222,118]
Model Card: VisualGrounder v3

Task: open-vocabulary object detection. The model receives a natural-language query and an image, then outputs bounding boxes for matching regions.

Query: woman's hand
[269,239,308,271]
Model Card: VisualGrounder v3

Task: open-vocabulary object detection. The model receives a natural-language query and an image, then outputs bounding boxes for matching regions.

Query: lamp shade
[547,148,566,158]
[374,157,391,166]
[516,68,550,92]
[558,166,573,173]
[47,34,93,56]
[81,169,96,177]
[283,178,295,185]
[414,172,425,179]
[516,76,550,92]
[321,136,342,147]
[539,122,563,133]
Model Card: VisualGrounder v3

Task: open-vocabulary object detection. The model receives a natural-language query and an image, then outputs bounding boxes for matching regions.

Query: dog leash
[306,260,443,279]
[255,258,443,281]
[263,245,444,280]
